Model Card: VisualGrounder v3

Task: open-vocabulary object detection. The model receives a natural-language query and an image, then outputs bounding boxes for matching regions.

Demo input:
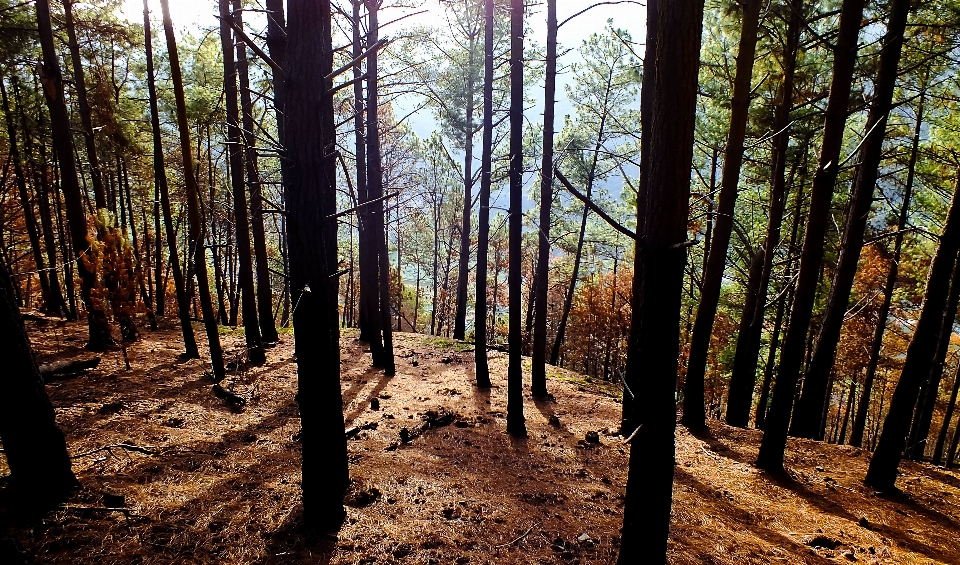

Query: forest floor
[1,317,959,564]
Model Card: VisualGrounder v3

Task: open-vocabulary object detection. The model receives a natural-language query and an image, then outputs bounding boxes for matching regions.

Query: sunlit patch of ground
[1,317,958,564]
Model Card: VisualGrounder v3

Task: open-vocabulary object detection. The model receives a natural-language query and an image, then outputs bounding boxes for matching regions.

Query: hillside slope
[1,318,958,564]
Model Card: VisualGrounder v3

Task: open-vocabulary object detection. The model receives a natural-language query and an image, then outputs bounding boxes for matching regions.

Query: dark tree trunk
[506,0,526,437]
[933,358,960,464]
[160,0,225,379]
[948,406,960,467]
[35,0,112,350]
[682,0,761,431]
[0,257,78,506]
[850,92,924,448]
[454,23,480,342]
[907,260,960,460]
[0,79,54,311]
[756,0,866,471]
[726,0,803,427]
[791,0,910,440]
[531,0,557,395]
[232,0,278,345]
[61,0,107,210]
[836,380,855,444]
[219,0,265,364]
[620,0,659,436]
[16,81,68,318]
[366,0,395,375]
[144,0,198,357]
[285,0,348,527]
[618,0,702,561]
[354,0,382,358]
[866,175,960,490]
[473,0,496,388]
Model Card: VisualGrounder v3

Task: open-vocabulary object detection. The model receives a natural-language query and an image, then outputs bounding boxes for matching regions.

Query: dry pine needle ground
[0,317,958,564]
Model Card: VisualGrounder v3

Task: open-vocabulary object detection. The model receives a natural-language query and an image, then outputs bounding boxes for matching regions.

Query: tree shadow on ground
[687,426,755,466]
[674,467,835,564]
[257,505,336,565]
[766,469,960,563]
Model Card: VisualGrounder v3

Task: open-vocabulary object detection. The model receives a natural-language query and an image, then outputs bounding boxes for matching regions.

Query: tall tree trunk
[233,0,278,344]
[18,83,68,318]
[506,0,526,437]
[366,0,394,375]
[61,0,107,210]
[933,360,960,464]
[144,0,198,356]
[0,257,78,505]
[0,79,54,311]
[473,0,496,388]
[285,0,348,527]
[532,0,557,395]
[219,0,265,364]
[353,0,379,352]
[160,0,225,379]
[454,24,480,342]
[122,158,157,330]
[948,405,960,467]
[850,92,924,448]
[726,0,803,427]
[620,0,659,436]
[618,0,702,560]
[791,0,911,439]
[867,174,960,490]
[907,260,960,459]
[756,0,866,471]
[682,0,761,430]
[836,380,855,444]
[35,0,112,350]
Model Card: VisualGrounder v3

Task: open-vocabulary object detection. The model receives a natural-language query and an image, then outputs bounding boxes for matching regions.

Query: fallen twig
[71,443,155,459]
[58,505,133,515]
[496,521,540,548]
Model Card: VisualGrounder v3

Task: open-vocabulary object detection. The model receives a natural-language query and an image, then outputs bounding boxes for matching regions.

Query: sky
[117,0,647,204]
[117,0,647,132]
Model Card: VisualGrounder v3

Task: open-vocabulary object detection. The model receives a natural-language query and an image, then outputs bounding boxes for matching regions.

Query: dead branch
[71,443,155,459]
[554,169,637,240]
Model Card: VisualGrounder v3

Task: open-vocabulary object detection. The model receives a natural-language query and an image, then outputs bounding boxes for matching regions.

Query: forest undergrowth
[1,316,958,564]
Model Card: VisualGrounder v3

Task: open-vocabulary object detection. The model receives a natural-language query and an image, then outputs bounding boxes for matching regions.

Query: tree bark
[61,0,107,210]
[907,259,960,460]
[531,0,557,395]
[0,78,54,311]
[35,0,113,350]
[231,0,278,344]
[0,256,78,506]
[473,0,496,388]
[160,0,225,379]
[16,79,68,318]
[454,19,480,342]
[682,0,761,430]
[866,174,960,489]
[850,94,924,449]
[144,0,198,357]
[933,357,960,464]
[756,0,866,471]
[366,0,395,375]
[726,0,803,427]
[620,0,658,436]
[219,0,265,364]
[618,0,702,560]
[506,0,526,437]
[354,0,382,360]
[791,0,911,440]
[285,0,348,527]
